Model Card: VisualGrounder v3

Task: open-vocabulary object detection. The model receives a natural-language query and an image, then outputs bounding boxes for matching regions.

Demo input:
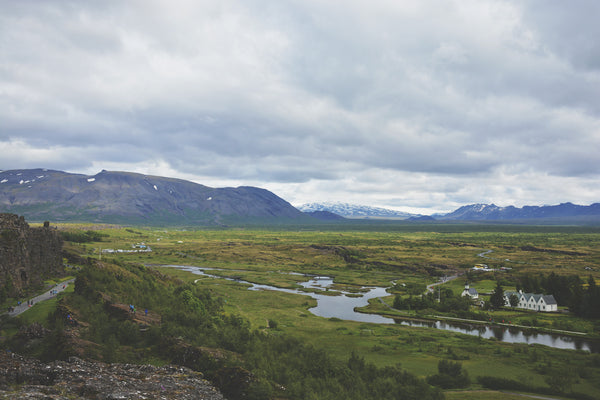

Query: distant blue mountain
[298,201,600,223]
[438,202,600,222]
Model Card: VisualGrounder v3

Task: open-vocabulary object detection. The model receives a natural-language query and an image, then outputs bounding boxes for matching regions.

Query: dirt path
[500,392,566,400]
[6,278,75,317]
[427,274,461,293]
[107,302,161,326]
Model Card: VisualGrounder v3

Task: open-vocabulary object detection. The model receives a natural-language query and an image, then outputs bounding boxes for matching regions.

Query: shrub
[426,359,470,389]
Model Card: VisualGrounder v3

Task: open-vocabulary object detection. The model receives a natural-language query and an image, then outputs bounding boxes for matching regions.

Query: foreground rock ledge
[0,352,225,400]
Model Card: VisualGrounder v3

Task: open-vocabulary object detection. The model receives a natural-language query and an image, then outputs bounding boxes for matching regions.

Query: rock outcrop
[0,352,225,399]
[0,213,63,296]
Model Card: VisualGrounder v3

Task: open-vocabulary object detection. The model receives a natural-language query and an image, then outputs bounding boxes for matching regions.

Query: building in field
[503,290,558,312]
[461,282,479,299]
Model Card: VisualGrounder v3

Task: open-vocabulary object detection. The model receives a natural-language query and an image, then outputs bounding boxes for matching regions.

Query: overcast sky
[1,0,599,214]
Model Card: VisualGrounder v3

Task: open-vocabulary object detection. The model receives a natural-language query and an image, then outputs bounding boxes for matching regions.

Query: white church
[461,282,479,299]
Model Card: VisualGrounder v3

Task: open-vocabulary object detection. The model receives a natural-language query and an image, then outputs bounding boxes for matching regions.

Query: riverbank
[370,273,598,342]
[166,264,600,352]
[363,296,598,336]
[433,315,590,337]
[356,302,600,351]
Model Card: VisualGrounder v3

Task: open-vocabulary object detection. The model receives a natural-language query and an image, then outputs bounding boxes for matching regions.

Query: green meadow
[5,222,600,399]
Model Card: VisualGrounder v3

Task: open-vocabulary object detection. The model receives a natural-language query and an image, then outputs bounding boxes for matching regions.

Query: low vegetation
[3,223,600,399]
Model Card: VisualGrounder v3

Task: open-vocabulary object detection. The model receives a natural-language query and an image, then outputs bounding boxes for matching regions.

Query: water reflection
[167,265,599,353]
[394,318,597,352]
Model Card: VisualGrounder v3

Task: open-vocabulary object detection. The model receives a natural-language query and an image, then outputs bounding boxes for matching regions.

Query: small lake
[168,265,599,353]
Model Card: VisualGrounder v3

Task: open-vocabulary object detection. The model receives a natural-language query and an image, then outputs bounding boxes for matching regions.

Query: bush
[477,376,529,391]
[60,230,108,243]
[426,359,469,389]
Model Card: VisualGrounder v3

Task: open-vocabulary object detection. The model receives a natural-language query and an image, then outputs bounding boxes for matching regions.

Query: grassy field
[28,223,600,398]
[444,391,572,400]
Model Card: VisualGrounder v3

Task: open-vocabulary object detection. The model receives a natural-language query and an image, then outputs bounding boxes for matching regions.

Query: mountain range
[436,202,600,222]
[0,169,310,225]
[1,168,599,225]
[302,201,600,224]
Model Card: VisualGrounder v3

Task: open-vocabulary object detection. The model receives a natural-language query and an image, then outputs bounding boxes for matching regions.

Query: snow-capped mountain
[299,201,600,223]
[297,202,418,219]
[438,202,600,221]
[437,203,510,220]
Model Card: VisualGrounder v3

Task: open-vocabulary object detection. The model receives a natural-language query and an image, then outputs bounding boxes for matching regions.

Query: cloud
[1,0,599,212]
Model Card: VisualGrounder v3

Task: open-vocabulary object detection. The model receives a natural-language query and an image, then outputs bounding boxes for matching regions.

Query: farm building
[503,290,557,312]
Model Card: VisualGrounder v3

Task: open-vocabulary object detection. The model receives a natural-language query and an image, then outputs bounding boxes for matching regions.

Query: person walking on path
[6,278,75,317]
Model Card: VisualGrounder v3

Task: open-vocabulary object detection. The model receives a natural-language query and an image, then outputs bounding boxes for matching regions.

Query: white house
[461,282,479,299]
[503,290,557,312]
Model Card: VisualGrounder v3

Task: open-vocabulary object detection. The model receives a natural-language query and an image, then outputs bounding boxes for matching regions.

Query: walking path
[501,391,567,400]
[427,274,460,293]
[6,278,75,317]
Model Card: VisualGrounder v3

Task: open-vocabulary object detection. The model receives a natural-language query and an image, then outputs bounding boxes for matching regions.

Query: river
[396,318,598,352]
[167,265,599,353]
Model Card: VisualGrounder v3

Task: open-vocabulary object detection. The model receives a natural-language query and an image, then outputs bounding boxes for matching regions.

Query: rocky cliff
[0,213,63,296]
[0,352,225,399]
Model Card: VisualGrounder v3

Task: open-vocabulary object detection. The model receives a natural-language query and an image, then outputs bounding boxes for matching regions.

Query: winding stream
[174,265,393,324]
[167,265,599,353]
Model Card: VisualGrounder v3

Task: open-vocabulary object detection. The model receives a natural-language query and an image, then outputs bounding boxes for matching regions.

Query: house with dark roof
[461,282,479,299]
[503,290,557,312]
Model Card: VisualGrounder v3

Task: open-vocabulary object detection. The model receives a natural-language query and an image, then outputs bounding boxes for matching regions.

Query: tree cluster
[393,289,472,314]
[59,229,108,243]
[489,281,506,310]
[518,273,600,318]
[426,359,470,389]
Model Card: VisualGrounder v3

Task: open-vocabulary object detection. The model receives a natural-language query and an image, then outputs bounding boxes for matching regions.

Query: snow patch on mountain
[298,202,418,219]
